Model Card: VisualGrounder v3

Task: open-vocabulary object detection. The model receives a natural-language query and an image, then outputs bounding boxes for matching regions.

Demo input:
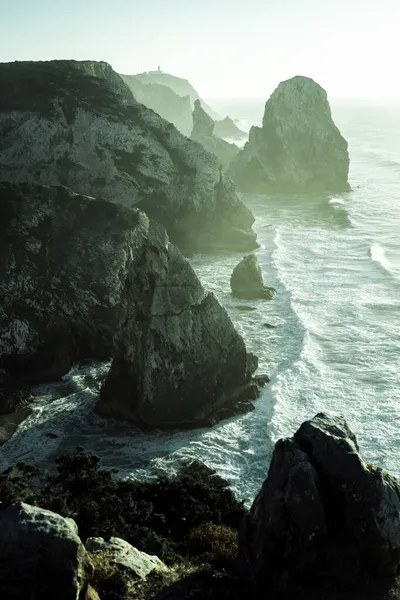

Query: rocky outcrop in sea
[230,254,276,300]
[191,100,240,171]
[0,181,262,428]
[0,59,257,252]
[213,116,247,140]
[229,76,350,193]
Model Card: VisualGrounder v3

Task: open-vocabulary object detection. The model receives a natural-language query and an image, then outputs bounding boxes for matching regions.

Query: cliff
[191,100,240,171]
[133,70,220,119]
[0,59,257,252]
[120,74,193,136]
[229,76,350,194]
[0,182,261,427]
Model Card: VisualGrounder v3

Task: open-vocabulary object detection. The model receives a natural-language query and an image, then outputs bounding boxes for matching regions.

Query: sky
[1,0,400,100]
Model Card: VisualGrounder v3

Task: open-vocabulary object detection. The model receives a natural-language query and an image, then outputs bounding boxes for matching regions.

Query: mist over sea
[2,99,400,506]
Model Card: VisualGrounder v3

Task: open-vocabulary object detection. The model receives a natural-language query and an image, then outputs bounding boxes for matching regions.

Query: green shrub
[0,447,247,567]
[185,522,239,572]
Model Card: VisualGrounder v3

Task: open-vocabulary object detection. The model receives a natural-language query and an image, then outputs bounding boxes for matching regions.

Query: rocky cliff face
[120,75,193,137]
[0,182,260,427]
[214,116,247,140]
[191,100,240,171]
[229,76,350,194]
[133,71,220,120]
[0,60,257,252]
[240,413,400,593]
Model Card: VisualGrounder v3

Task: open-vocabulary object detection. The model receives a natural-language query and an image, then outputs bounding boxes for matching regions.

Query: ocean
[1,99,400,507]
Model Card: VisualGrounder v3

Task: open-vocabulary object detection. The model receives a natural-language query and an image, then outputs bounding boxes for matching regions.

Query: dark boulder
[0,59,257,252]
[0,502,91,600]
[0,182,263,428]
[229,76,350,194]
[0,369,32,415]
[230,254,276,300]
[240,413,400,594]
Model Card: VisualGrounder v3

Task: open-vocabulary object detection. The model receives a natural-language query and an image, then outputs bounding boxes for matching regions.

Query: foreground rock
[214,116,247,140]
[240,413,400,594]
[230,255,276,300]
[229,76,350,194]
[191,100,240,171]
[0,182,262,427]
[86,536,168,579]
[0,502,90,600]
[0,59,257,252]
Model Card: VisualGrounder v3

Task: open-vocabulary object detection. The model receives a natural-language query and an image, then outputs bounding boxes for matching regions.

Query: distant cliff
[191,100,240,171]
[121,75,193,136]
[134,71,220,120]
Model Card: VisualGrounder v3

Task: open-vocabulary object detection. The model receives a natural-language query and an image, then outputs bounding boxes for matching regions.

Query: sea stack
[229,76,350,194]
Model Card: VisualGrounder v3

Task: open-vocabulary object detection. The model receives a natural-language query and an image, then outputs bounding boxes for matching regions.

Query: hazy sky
[1,0,399,99]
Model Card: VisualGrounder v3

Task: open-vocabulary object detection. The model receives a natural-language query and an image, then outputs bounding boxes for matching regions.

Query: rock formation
[230,255,276,300]
[0,502,91,600]
[240,413,400,593]
[0,59,257,252]
[214,116,247,140]
[229,76,350,194]
[191,100,240,171]
[133,70,220,119]
[121,74,193,136]
[0,182,262,427]
[86,537,168,579]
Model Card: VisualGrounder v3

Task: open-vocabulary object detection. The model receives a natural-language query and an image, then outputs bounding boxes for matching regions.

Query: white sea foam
[370,243,392,271]
[328,197,345,205]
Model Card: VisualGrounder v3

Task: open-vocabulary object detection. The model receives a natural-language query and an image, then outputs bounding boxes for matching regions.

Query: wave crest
[369,243,392,272]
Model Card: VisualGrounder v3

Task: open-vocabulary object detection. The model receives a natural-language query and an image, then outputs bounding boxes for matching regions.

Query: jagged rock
[121,74,193,136]
[240,413,400,594]
[0,502,91,600]
[0,182,261,427]
[230,254,276,300]
[192,99,215,138]
[86,536,168,579]
[0,59,257,252]
[191,100,240,171]
[214,116,247,140]
[229,76,350,193]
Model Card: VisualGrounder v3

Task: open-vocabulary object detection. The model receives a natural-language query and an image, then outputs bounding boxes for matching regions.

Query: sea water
[1,100,400,506]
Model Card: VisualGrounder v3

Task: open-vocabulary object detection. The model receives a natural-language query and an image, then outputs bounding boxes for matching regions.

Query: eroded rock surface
[240,413,400,593]
[0,182,262,427]
[230,76,350,193]
[191,100,240,171]
[0,59,257,251]
[230,254,276,300]
[214,116,247,140]
[86,536,168,579]
[0,502,90,600]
